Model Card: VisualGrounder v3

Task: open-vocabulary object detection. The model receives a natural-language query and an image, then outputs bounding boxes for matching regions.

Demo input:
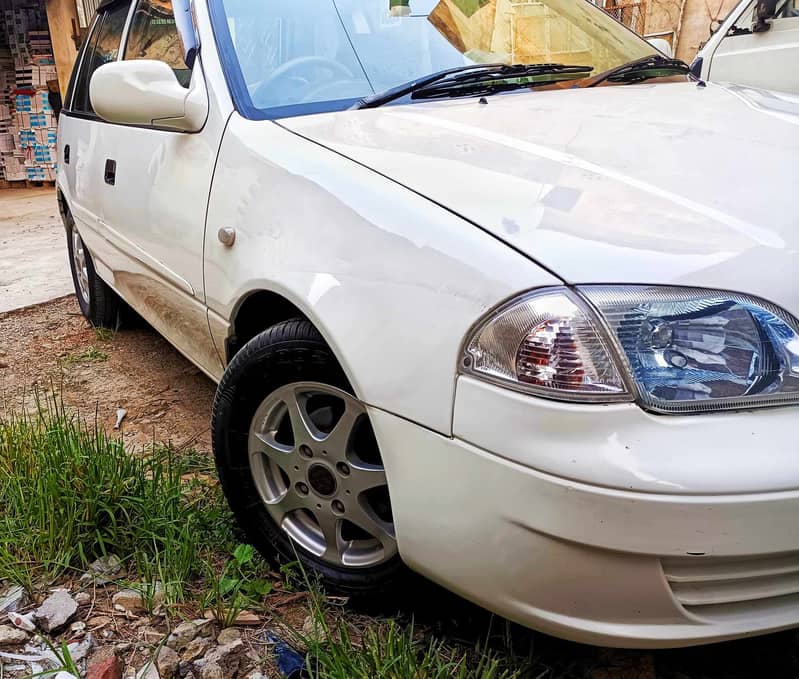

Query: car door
[709,0,799,94]
[58,2,132,272]
[93,0,226,379]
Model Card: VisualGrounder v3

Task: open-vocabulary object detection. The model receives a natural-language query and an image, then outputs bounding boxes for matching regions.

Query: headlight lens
[581,286,799,413]
[463,288,631,402]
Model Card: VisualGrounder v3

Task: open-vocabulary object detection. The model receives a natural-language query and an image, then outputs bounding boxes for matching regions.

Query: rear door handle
[64,144,70,164]
[104,159,116,186]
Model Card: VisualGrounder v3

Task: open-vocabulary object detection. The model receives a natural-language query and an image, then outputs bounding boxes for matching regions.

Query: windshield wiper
[589,54,690,86]
[353,63,593,109]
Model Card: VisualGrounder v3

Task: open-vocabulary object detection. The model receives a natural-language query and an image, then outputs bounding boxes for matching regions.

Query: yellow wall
[45,0,80,98]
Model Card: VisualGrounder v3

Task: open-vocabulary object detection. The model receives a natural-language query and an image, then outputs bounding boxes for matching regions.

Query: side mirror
[90,60,207,132]
[647,38,674,58]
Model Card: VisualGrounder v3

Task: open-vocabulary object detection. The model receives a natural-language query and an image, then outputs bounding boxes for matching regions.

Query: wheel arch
[226,287,362,399]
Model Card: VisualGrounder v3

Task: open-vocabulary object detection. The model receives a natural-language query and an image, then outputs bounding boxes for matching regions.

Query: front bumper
[369,377,799,648]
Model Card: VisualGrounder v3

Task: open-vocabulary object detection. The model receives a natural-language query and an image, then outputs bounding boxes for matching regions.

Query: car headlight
[463,286,799,414]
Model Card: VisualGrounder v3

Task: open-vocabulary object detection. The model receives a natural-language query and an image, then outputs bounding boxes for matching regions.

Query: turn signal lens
[463,289,630,402]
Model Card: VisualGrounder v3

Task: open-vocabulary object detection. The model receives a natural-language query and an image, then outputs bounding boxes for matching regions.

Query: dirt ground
[0,189,73,314]
[0,295,216,453]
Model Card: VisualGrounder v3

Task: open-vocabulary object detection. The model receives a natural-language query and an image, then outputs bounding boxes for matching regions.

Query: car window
[65,14,101,110]
[72,3,131,115]
[779,0,799,17]
[125,0,192,88]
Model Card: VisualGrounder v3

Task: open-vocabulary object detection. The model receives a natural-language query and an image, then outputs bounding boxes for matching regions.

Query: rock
[112,589,145,613]
[115,642,133,653]
[215,628,240,646]
[75,592,92,606]
[180,637,213,663]
[0,624,29,647]
[245,672,264,679]
[81,555,123,585]
[199,664,224,679]
[155,645,180,679]
[7,611,36,632]
[201,640,245,679]
[0,586,27,614]
[34,590,78,632]
[88,616,113,628]
[87,648,122,679]
[71,621,87,634]
[167,621,199,651]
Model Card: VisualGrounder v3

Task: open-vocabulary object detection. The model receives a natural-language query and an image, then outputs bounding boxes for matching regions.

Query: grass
[0,396,229,598]
[303,616,535,679]
[61,346,109,365]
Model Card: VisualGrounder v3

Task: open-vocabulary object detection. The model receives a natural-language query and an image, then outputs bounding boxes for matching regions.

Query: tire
[65,215,121,329]
[212,319,407,596]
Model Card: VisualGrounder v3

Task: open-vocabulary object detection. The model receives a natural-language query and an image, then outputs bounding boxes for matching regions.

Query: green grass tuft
[0,397,228,598]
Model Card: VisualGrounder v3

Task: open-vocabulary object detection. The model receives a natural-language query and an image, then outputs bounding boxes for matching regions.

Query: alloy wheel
[248,382,397,568]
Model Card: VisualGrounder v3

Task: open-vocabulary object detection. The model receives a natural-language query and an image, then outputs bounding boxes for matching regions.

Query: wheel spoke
[323,403,362,457]
[346,500,396,550]
[270,489,310,518]
[282,387,319,446]
[250,431,292,466]
[315,510,344,564]
[347,463,388,495]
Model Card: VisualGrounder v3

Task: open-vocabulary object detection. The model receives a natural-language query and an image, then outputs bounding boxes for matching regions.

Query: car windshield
[215,0,657,117]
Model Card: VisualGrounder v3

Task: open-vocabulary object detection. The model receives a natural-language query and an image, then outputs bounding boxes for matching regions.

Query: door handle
[104,159,116,186]
[64,144,70,165]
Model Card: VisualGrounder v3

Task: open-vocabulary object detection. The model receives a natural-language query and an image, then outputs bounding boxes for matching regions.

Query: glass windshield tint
[217,0,655,115]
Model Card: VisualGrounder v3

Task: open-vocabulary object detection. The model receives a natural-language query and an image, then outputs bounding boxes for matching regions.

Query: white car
[692,0,799,93]
[58,0,799,649]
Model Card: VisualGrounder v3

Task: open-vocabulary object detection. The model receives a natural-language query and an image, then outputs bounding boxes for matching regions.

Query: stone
[215,628,240,646]
[88,616,114,628]
[87,648,122,679]
[0,624,29,647]
[81,555,123,585]
[201,640,245,679]
[112,589,145,613]
[199,664,224,679]
[245,671,265,679]
[155,645,180,679]
[115,642,133,653]
[33,590,78,632]
[75,592,92,606]
[180,637,213,663]
[166,621,199,651]
[0,586,27,614]
[71,621,87,634]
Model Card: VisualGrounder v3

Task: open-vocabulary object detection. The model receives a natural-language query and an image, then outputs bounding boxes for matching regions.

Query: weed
[62,346,108,365]
[201,543,273,627]
[0,396,224,599]
[93,326,115,343]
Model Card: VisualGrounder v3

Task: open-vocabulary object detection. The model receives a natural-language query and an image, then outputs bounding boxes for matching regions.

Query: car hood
[281,82,799,316]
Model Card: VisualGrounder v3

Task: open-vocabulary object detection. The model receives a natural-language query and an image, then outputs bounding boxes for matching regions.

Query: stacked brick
[0,1,58,183]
